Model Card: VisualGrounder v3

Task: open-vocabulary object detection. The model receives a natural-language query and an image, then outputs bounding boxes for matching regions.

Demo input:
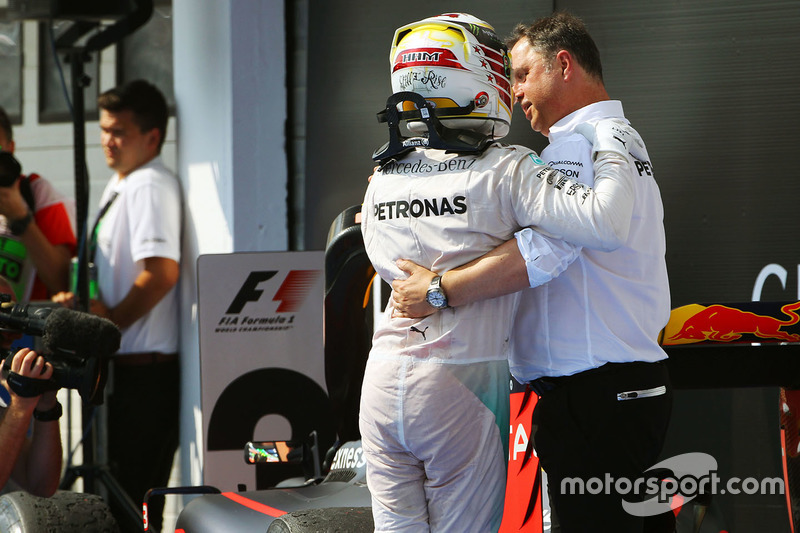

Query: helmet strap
[372,92,492,166]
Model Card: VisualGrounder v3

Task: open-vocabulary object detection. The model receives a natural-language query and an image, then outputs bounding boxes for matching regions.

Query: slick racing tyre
[0,490,120,532]
[266,507,374,532]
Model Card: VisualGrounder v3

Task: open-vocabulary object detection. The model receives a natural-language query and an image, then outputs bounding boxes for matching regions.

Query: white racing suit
[359,141,631,532]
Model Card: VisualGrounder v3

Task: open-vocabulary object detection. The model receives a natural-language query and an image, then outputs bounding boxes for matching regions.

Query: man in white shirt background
[53,79,182,533]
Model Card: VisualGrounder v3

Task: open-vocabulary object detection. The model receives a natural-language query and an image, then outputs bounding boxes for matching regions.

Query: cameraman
[0,271,62,497]
[0,106,76,302]
[0,347,63,497]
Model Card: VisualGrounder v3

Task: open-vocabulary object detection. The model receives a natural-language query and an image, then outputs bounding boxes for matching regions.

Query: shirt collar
[113,155,164,185]
[548,100,626,142]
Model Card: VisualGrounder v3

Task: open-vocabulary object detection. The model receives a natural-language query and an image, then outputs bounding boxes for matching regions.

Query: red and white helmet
[389,13,512,139]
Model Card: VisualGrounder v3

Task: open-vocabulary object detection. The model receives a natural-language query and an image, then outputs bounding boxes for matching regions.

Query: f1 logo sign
[226,271,277,314]
[226,270,320,314]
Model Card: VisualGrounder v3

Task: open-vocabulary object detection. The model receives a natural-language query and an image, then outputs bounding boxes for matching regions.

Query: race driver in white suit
[358,13,647,532]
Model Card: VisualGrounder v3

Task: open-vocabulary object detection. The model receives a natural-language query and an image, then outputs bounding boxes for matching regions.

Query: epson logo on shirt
[373,196,467,220]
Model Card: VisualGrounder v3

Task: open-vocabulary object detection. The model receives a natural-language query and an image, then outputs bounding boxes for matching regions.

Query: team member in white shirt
[391,12,673,532]
[361,13,650,533]
[94,80,181,533]
[53,79,181,533]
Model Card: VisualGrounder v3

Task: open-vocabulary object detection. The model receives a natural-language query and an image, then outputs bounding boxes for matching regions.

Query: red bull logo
[663,301,800,345]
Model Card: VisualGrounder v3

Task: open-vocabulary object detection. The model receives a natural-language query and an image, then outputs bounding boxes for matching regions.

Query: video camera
[0,294,121,405]
[0,151,22,187]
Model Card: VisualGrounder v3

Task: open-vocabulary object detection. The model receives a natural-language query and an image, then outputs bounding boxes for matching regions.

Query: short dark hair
[98,79,169,152]
[508,12,603,83]
[0,106,13,144]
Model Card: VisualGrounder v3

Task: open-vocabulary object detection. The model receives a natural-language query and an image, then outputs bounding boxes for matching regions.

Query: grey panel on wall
[304,1,800,529]
[0,22,22,122]
[304,1,552,250]
[305,1,800,301]
[558,0,800,305]
[555,2,800,530]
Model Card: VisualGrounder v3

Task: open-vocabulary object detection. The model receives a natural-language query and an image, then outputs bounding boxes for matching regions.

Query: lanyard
[89,192,119,262]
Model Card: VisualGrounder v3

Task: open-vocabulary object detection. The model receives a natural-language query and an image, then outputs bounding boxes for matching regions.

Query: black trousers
[531,361,674,533]
[107,357,180,533]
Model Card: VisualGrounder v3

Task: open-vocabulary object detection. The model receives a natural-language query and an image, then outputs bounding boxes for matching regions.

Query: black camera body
[0,151,22,187]
[0,294,121,405]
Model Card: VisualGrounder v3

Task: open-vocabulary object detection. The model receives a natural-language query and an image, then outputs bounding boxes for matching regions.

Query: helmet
[389,13,512,139]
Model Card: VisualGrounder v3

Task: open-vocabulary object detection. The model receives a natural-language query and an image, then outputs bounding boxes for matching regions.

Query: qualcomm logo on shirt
[548,159,583,179]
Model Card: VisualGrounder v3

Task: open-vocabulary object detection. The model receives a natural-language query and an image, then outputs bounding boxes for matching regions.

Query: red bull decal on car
[660,301,800,345]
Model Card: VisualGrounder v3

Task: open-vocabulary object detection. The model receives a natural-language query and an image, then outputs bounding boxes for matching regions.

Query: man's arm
[18,226,72,294]
[92,256,180,329]
[0,395,36,493]
[393,232,581,317]
[392,240,529,317]
[11,389,62,497]
[513,119,648,252]
[0,182,73,294]
[0,349,62,497]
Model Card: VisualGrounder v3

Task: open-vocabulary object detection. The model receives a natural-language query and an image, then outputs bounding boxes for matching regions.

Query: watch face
[426,290,447,309]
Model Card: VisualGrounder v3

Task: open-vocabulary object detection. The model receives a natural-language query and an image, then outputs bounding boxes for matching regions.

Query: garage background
[4,1,796,529]
[298,1,800,530]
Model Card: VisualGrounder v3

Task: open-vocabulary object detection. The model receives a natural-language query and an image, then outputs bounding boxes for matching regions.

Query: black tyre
[0,490,121,533]
[266,507,374,533]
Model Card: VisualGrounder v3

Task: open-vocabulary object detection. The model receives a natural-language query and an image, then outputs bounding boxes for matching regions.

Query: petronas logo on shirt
[373,195,467,221]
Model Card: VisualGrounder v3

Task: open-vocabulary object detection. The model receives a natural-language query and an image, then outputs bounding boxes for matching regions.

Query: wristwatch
[9,211,33,236]
[425,275,449,309]
[33,401,63,422]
